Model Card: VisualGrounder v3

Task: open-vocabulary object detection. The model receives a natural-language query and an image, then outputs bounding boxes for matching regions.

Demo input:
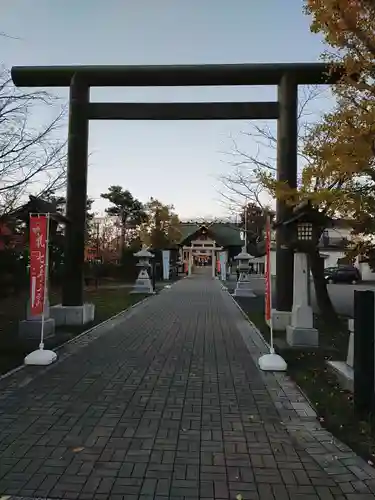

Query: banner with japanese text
[265,215,271,322]
[30,215,48,316]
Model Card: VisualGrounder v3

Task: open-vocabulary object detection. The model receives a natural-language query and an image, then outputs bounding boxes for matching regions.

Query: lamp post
[131,245,155,294]
[231,200,256,297]
[280,201,323,347]
[232,246,256,297]
[297,221,313,242]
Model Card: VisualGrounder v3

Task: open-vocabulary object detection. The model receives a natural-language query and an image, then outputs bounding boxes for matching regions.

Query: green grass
[235,295,375,465]
[0,287,149,376]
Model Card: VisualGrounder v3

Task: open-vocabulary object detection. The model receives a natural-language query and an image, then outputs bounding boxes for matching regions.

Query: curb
[222,285,318,409]
[221,285,272,350]
[0,293,153,384]
[55,294,152,352]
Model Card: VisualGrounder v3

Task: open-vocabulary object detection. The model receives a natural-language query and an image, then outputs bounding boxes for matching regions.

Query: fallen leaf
[72,447,84,453]
[236,495,243,500]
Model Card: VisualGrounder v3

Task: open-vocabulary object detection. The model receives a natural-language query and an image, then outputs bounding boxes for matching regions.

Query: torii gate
[11,62,343,324]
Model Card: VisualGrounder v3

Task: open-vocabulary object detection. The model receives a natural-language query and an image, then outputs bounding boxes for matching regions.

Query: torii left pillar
[50,74,95,326]
[272,73,298,331]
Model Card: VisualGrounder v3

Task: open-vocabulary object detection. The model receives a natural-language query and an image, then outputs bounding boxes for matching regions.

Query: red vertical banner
[264,215,271,322]
[29,215,48,316]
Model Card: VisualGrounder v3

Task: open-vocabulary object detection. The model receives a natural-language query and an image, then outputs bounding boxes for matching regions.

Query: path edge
[0,292,154,385]
[220,283,375,489]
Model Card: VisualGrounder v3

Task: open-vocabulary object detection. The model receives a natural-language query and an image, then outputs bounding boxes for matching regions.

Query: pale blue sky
[1,0,328,218]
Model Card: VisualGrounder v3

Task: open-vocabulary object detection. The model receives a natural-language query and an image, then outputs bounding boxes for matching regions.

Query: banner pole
[258,214,287,372]
[39,212,50,350]
[24,212,57,366]
[268,248,275,354]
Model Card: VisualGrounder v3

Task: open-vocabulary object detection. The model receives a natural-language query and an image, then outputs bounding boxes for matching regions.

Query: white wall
[321,251,346,268]
[269,249,348,276]
[270,249,277,276]
[324,227,351,239]
[359,262,375,281]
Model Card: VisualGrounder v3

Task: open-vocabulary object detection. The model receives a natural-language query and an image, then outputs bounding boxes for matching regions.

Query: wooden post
[354,290,375,415]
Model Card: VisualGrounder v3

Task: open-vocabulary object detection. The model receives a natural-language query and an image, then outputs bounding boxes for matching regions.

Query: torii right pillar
[271,73,298,331]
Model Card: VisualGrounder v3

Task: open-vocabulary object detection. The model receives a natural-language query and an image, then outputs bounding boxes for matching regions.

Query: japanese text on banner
[29,215,48,316]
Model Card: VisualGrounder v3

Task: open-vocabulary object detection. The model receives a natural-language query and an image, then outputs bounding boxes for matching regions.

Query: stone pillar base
[286,325,319,347]
[232,288,256,298]
[50,303,95,326]
[233,280,256,298]
[327,361,353,392]
[131,277,154,294]
[18,318,55,340]
[271,309,291,331]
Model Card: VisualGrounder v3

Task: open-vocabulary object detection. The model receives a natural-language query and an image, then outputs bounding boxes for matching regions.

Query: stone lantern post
[232,246,255,298]
[276,200,328,347]
[131,245,155,294]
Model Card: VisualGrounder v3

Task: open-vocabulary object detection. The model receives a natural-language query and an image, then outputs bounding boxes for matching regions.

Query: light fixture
[297,221,313,242]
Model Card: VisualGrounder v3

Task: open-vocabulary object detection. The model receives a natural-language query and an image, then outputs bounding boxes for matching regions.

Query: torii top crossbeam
[11,62,344,88]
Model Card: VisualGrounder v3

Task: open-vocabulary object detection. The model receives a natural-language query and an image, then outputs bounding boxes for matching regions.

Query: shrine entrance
[193,254,212,267]
[11,62,343,318]
[182,239,223,278]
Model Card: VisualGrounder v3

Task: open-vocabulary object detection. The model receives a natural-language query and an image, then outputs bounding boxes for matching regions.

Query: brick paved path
[0,277,375,499]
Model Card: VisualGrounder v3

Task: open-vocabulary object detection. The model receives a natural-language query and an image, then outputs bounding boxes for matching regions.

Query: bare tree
[218,85,329,212]
[0,67,67,214]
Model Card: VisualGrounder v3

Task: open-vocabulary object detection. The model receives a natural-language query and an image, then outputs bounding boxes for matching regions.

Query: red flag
[265,215,271,322]
[29,215,48,316]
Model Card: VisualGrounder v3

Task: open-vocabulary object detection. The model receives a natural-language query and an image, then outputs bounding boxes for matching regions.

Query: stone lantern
[277,199,328,347]
[131,245,155,294]
[232,246,255,298]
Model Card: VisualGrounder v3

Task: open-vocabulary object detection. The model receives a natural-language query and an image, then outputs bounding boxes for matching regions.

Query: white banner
[219,251,227,281]
[162,250,170,280]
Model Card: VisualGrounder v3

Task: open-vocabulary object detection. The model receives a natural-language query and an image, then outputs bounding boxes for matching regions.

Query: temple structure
[176,219,356,279]
[177,222,245,277]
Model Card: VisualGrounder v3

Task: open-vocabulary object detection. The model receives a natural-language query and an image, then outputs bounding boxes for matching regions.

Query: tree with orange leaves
[261,1,375,231]
[305,0,375,77]
[254,1,375,321]
[302,0,375,256]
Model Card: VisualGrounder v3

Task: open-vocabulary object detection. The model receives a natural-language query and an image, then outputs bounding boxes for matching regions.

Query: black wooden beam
[62,76,89,306]
[87,102,279,120]
[11,62,345,88]
[276,73,298,313]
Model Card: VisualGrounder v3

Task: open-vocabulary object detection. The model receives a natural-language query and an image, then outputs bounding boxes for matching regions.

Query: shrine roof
[178,222,243,247]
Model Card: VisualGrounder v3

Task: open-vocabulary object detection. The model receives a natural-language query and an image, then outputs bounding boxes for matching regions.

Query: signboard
[29,215,48,316]
[265,215,271,322]
[162,250,170,280]
[219,251,227,281]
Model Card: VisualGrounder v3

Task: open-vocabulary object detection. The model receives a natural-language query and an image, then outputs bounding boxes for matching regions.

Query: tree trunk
[120,213,127,255]
[309,247,339,324]
[120,225,125,254]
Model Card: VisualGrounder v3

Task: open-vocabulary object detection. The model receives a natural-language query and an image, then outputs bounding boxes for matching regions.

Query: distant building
[176,219,372,279]
[0,222,24,251]
[177,221,245,277]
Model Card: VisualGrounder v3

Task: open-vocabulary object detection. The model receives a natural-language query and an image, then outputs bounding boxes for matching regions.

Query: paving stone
[0,277,375,499]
